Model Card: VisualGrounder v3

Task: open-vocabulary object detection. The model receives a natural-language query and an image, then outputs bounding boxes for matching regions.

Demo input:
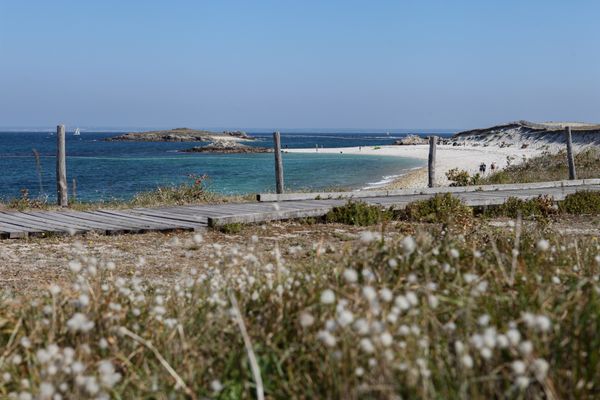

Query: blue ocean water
[0,130,453,202]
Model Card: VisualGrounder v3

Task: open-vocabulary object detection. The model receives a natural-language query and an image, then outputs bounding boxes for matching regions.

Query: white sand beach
[287,144,546,189]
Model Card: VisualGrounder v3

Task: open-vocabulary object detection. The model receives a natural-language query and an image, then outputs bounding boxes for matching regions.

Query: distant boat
[74,128,81,136]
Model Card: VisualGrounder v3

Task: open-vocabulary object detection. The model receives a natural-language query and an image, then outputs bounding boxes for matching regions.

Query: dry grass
[0,214,599,399]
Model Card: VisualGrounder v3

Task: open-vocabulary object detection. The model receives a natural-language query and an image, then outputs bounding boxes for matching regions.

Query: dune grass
[481,148,600,185]
[0,204,599,398]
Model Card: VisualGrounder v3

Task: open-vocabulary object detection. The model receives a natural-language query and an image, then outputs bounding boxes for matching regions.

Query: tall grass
[0,217,598,398]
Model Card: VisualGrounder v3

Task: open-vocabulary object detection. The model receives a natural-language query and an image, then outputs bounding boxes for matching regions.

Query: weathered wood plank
[0,212,70,234]
[97,210,203,230]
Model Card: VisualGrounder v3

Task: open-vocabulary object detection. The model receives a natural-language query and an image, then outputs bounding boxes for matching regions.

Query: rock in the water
[182,141,273,154]
[393,134,428,145]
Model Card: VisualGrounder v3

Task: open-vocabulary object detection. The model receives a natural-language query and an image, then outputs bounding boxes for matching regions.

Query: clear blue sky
[0,0,598,130]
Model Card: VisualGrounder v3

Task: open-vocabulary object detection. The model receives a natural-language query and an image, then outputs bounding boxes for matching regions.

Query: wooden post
[428,135,437,188]
[273,131,284,194]
[56,124,68,206]
[565,126,577,180]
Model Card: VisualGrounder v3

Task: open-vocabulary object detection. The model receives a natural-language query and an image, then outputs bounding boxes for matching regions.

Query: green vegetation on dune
[481,148,600,185]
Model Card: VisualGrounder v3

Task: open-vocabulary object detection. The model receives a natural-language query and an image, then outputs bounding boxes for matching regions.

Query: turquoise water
[0,131,450,201]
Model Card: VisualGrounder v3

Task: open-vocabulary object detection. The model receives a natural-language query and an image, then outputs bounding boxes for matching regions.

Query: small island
[181,141,273,154]
[105,128,254,142]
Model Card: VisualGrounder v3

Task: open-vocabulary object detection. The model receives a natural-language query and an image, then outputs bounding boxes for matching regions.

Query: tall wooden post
[565,126,577,180]
[56,124,68,206]
[273,131,284,194]
[428,136,437,188]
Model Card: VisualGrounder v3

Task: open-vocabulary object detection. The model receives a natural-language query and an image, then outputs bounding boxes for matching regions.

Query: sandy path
[287,144,545,188]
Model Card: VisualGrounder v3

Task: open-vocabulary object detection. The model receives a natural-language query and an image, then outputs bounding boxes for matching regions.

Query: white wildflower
[299,312,314,328]
[210,379,223,393]
[461,354,473,369]
[519,340,533,356]
[388,258,398,268]
[360,231,379,243]
[380,332,393,347]
[400,236,416,255]
[516,376,530,390]
[98,361,121,388]
[39,382,54,400]
[317,330,337,347]
[360,338,375,353]
[535,315,551,332]
[362,286,377,302]
[66,313,94,332]
[536,239,550,252]
[511,360,526,375]
[337,310,354,327]
[49,285,61,296]
[320,289,336,304]
[506,329,521,346]
[428,295,439,309]
[531,358,549,381]
[343,268,358,283]
[405,291,418,306]
[68,260,82,273]
[379,288,393,302]
[449,248,460,259]
[478,314,490,327]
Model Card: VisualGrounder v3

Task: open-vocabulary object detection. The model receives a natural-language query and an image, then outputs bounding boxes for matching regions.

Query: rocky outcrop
[106,128,254,142]
[181,141,273,154]
[447,121,600,150]
[393,134,428,145]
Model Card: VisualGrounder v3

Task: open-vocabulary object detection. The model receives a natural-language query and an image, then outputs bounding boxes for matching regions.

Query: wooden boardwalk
[1,181,599,239]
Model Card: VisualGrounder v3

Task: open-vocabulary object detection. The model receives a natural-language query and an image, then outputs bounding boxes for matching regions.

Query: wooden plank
[0,212,70,234]
[83,211,168,228]
[208,206,333,227]
[23,211,121,234]
[58,212,146,233]
[86,211,183,231]
[0,211,87,234]
[0,220,42,239]
[96,210,203,230]
[127,209,208,227]
[22,211,105,233]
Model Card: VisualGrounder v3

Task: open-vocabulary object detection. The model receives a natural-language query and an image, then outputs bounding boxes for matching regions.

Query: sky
[0,0,599,130]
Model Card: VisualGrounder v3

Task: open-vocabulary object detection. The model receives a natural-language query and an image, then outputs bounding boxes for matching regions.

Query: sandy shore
[287,144,545,189]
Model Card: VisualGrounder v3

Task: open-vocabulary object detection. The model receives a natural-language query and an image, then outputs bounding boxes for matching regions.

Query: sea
[0,129,454,202]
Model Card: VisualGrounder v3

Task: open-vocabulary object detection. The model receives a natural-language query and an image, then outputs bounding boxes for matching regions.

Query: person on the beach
[490,162,496,172]
[479,162,487,174]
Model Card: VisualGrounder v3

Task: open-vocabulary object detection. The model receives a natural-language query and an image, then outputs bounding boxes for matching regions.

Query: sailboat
[74,128,81,136]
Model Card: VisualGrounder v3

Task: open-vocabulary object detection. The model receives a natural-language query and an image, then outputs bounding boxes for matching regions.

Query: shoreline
[287,144,545,189]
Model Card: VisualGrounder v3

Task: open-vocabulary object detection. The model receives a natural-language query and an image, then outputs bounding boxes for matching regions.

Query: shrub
[559,191,600,214]
[401,193,472,224]
[217,223,244,234]
[7,189,48,210]
[326,201,390,226]
[480,195,558,220]
[130,174,215,207]
[446,168,482,187]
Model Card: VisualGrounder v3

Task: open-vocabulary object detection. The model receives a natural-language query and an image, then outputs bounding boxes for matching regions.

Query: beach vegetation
[478,196,558,222]
[445,168,482,186]
[558,190,600,215]
[400,193,472,225]
[1,215,599,398]
[482,148,600,184]
[216,222,244,234]
[326,201,391,226]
